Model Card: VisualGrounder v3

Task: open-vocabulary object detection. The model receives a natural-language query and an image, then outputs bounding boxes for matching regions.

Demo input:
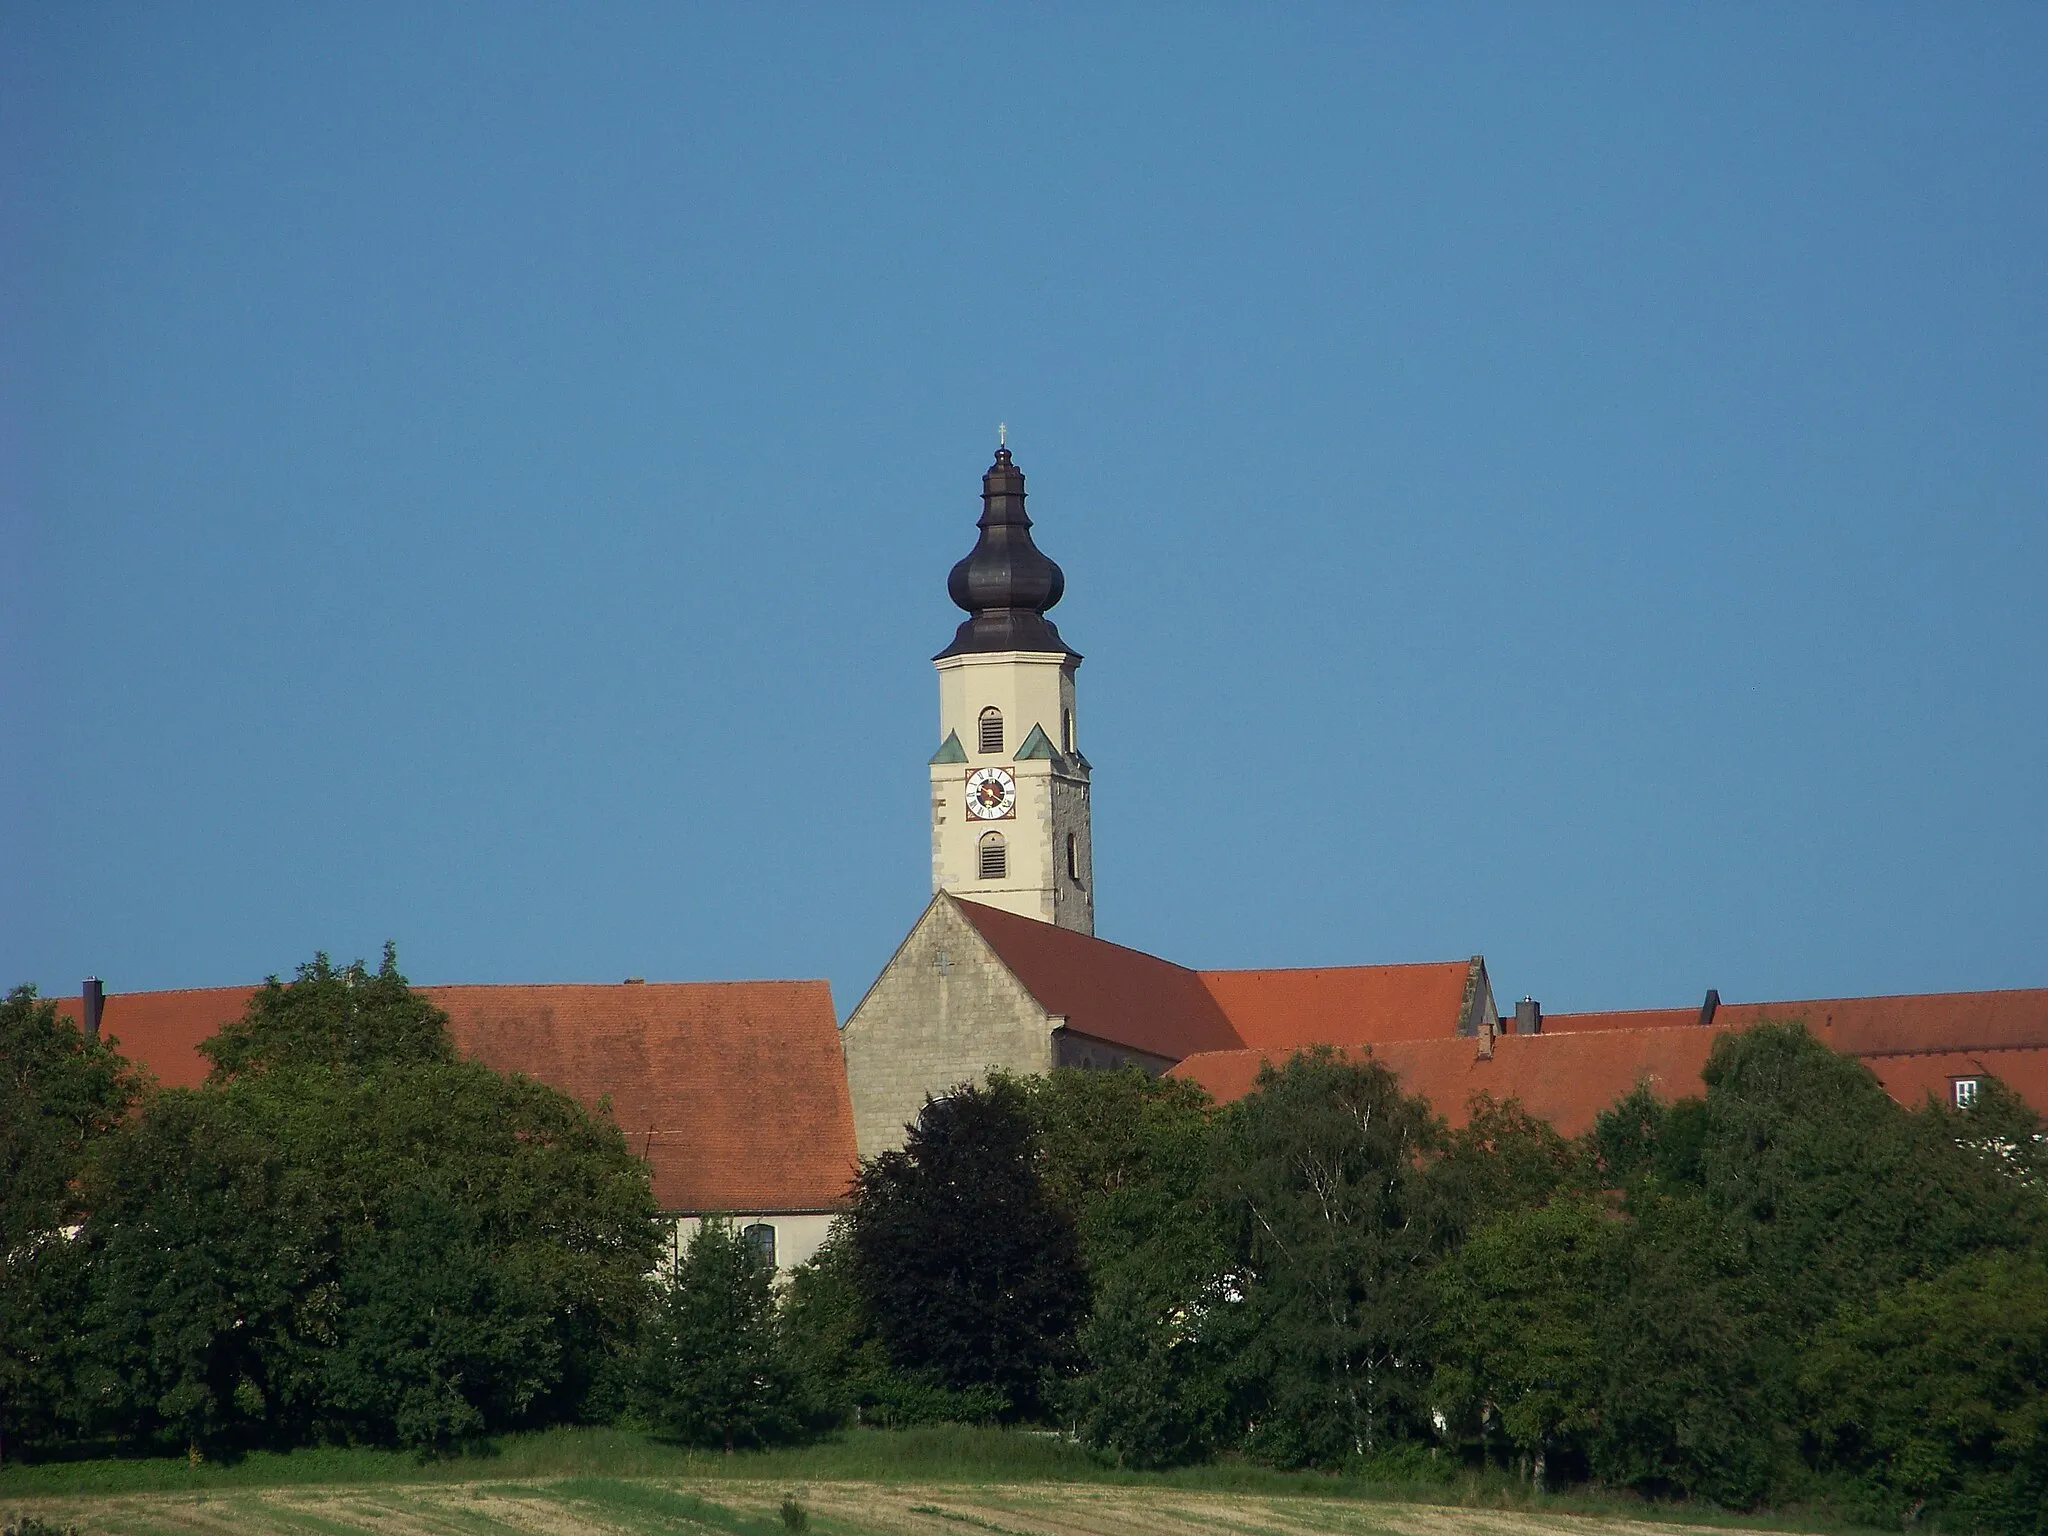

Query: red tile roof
[1544,989,2048,1056]
[953,900,1243,1059]
[1175,991,2048,1133]
[1198,961,1476,1049]
[1712,989,2048,1057]
[55,987,255,1090]
[55,979,856,1214]
[1862,1047,2048,1111]
[953,901,1479,1061]
[433,982,855,1213]
[1542,1007,1697,1035]
[1173,1031,1731,1137]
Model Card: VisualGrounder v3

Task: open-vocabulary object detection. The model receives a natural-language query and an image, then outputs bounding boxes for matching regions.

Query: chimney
[82,978,104,1040]
[1515,996,1542,1035]
[1699,988,1720,1027]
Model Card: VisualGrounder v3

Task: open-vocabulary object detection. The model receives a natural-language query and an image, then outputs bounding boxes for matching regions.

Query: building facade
[840,442,2048,1158]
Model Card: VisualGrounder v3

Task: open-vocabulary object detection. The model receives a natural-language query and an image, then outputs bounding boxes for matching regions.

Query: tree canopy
[847,1078,1088,1420]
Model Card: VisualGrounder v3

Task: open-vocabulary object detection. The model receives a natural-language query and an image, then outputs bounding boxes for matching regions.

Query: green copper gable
[929,730,969,765]
[1015,723,1059,760]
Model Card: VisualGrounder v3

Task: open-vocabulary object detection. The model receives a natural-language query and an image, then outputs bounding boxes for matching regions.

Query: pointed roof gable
[950,898,1241,1059]
[1015,723,1059,760]
[949,901,1486,1064]
[56,978,856,1215]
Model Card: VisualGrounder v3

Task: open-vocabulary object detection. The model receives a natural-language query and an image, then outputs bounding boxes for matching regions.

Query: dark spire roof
[935,446,1081,661]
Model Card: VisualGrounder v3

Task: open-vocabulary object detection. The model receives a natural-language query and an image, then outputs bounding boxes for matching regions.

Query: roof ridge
[419,978,830,992]
[1197,959,1473,977]
[1548,985,2048,1018]
[951,899,1209,976]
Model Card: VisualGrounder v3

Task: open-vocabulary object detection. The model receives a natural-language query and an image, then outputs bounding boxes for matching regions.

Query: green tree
[1024,1069,1234,1466]
[311,1063,658,1447]
[1066,1235,1236,1467]
[1930,1073,2048,1194]
[1584,1186,1781,1505]
[639,1218,810,1451]
[201,945,452,1080]
[1802,1250,2048,1536]
[1215,1049,1449,1468]
[72,949,660,1454]
[0,986,147,1462]
[847,1079,1088,1420]
[1430,1093,1584,1247]
[1695,1023,2038,1331]
[1572,1029,2043,1507]
[1431,1195,1618,1487]
[74,1086,333,1456]
[1021,1068,1215,1272]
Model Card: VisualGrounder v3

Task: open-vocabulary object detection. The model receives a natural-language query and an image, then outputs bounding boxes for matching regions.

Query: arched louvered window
[742,1222,776,1269]
[978,831,1007,881]
[978,707,1004,755]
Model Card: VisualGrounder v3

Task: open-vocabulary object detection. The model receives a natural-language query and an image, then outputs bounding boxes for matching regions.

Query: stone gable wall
[841,896,1055,1157]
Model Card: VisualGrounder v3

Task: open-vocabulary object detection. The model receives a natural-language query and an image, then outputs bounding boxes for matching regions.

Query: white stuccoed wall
[664,1211,842,1277]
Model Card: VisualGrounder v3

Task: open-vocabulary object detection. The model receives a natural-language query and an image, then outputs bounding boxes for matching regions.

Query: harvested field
[1,1476,1802,1536]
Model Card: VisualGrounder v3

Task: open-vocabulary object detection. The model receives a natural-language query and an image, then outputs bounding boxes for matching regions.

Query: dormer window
[1952,1077,1980,1109]
[978,831,1007,880]
[978,708,1004,755]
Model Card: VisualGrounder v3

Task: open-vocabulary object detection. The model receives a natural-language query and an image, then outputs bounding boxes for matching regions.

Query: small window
[742,1222,777,1268]
[978,831,1007,881]
[1067,833,1081,883]
[978,708,1004,755]
[1953,1077,1980,1109]
[1062,708,1075,754]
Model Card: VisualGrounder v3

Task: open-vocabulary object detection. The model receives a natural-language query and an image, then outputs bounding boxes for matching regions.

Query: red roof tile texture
[1863,1048,2048,1112]
[1172,1031,1731,1137]
[1175,990,2048,1132]
[953,900,1242,1059]
[54,979,856,1215]
[1714,990,2048,1057]
[954,900,1477,1061]
[1545,989,2048,1056]
[1198,961,1475,1049]
[55,987,256,1090]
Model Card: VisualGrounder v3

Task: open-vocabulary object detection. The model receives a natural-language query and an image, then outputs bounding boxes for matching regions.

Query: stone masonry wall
[841,895,1056,1158]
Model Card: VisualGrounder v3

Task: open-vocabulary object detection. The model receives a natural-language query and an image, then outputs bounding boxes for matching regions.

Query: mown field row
[0,1473,1811,1536]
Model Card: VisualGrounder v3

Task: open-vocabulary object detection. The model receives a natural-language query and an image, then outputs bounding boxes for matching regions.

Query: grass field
[0,1427,1867,1536]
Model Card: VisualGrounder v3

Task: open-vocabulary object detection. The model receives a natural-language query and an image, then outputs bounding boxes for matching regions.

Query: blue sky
[4,5,2043,1020]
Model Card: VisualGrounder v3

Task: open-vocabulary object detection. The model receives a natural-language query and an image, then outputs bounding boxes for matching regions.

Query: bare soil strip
[2,1477,1798,1536]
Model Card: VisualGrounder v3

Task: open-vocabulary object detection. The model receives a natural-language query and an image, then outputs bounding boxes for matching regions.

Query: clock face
[965,766,1017,820]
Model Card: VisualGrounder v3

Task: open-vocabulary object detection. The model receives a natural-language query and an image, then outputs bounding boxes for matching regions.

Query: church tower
[927,444,1093,934]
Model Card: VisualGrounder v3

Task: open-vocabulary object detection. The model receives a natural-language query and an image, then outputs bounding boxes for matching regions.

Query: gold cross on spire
[998,421,1007,448]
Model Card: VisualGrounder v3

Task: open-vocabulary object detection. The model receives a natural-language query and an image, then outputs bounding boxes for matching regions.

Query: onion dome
[935,446,1081,661]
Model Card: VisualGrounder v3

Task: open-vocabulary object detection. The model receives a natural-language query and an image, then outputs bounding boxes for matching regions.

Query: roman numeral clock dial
[965,766,1017,820]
